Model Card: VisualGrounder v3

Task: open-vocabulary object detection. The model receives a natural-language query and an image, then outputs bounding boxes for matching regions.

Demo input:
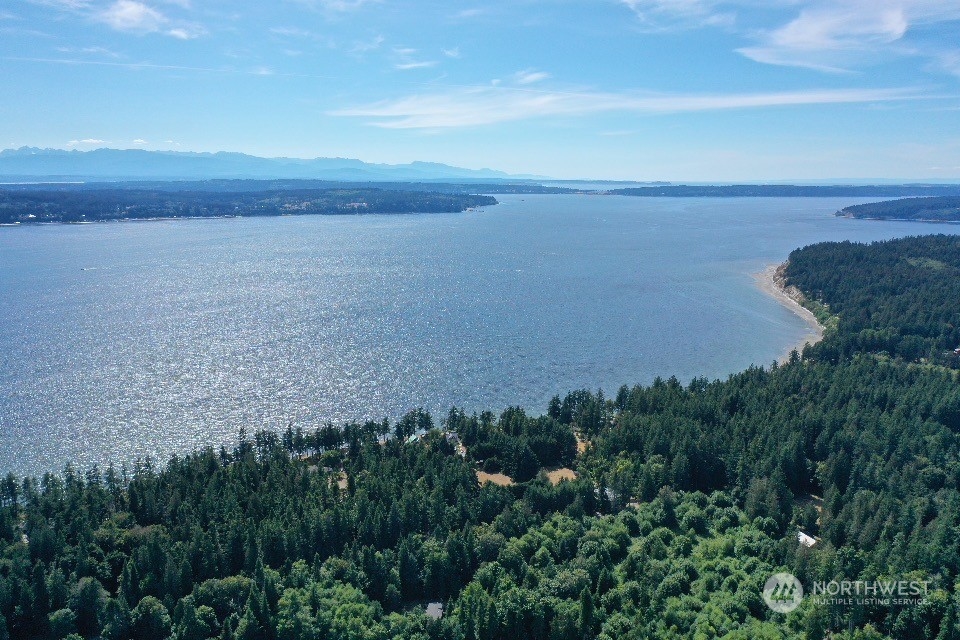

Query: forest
[837,197,960,222]
[0,188,497,224]
[784,234,960,365]
[0,181,578,196]
[1,234,959,639]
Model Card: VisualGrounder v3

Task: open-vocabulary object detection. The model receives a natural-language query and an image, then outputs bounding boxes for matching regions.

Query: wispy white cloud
[331,84,925,129]
[166,25,204,39]
[350,35,384,53]
[99,0,165,32]
[615,1,960,77]
[33,0,205,39]
[292,0,378,12]
[395,60,438,70]
[2,56,333,77]
[392,46,437,71]
[132,138,148,144]
[621,0,735,31]
[270,26,315,38]
[738,1,960,73]
[937,50,960,78]
[453,8,484,20]
[28,0,91,9]
[514,69,550,85]
[55,45,122,57]
[442,47,460,59]
[66,138,106,146]
[0,26,54,37]
[738,5,907,71]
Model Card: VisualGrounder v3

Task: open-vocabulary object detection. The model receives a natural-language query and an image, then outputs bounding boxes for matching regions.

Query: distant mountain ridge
[0,147,546,182]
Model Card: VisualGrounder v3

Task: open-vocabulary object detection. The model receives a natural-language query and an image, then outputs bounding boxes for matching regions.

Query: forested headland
[0,188,497,224]
[2,235,960,639]
[837,197,960,222]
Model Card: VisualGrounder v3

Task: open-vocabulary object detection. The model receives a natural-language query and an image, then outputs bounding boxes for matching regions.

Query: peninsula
[0,187,497,224]
[836,196,960,222]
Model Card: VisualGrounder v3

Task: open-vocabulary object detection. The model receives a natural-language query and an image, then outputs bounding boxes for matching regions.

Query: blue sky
[2,0,959,180]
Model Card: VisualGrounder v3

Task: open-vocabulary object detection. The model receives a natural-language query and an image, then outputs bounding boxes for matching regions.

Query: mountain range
[0,147,545,182]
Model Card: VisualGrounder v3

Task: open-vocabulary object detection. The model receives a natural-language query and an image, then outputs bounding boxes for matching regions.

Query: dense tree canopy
[785,234,960,364]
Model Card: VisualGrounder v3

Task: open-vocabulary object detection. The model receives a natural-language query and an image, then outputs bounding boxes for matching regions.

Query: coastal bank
[754,262,825,362]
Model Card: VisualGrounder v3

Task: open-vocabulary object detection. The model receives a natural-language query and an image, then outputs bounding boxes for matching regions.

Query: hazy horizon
[4,146,960,186]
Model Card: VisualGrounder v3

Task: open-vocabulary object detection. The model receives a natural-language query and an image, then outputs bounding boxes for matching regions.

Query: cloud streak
[620,0,734,31]
[291,0,378,12]
[2,56,334,78]
[32,0,203,38]
[514,69,550,85]
[394,61,438,70]
[392,46,438,71]
[615,1,960,77]
[99,0,165,32]
[737,1,960,72]
[330,85,926,129]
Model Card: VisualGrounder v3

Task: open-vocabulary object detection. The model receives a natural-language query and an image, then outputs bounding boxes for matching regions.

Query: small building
[445,432,467,457]
[797,531,817,548]
[425,602,443,620]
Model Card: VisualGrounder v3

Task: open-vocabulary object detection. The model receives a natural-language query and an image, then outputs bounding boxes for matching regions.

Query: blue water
[1,195,956,477]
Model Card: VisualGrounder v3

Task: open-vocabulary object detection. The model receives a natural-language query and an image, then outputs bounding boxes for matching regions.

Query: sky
[2,0,959,180]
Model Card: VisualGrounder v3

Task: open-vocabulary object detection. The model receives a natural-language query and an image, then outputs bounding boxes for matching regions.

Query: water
[1,195,956,477]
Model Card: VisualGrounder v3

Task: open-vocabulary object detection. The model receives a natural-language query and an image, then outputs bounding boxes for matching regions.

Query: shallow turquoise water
[0,194,955,476]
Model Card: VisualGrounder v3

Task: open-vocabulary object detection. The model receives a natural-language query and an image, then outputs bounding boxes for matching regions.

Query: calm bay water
[1,194,957,477]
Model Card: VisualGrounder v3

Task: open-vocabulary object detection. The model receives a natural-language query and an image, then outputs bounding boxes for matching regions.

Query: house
[797,531,817,548]
[445,431,467,457]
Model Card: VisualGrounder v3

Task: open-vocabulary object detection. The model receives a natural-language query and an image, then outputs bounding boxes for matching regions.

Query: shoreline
[836,213,960,224]
[0,206,496,227]
[753,262,825,362]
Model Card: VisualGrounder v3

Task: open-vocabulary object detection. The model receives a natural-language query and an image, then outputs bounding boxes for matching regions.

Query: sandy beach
[753,263,825,362]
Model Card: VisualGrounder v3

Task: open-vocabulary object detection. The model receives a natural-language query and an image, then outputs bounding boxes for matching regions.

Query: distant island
[608,184,960,197]
[0,187,497,224]
[837,196,960,222]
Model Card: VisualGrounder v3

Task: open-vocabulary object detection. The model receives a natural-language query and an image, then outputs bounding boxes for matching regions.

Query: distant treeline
[837,196,960,221]
[0,188,497,224]
[609,184,960,197]
[0,181,577,196]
